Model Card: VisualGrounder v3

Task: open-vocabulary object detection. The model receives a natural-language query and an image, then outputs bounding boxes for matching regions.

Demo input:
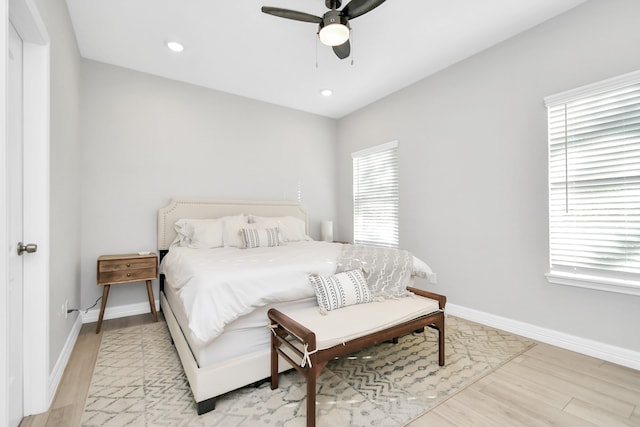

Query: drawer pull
[126,263,131,267]
[127,273,131,277]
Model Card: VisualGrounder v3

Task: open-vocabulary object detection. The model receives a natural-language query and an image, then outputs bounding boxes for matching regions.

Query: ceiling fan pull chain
[350,29,355,66]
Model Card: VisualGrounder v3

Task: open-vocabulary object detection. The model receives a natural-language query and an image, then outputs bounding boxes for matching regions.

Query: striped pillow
[309,269,372,312]
[240,227,280,249]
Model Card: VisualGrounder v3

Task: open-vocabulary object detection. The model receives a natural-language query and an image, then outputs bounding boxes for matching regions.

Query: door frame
[1,0,50,419]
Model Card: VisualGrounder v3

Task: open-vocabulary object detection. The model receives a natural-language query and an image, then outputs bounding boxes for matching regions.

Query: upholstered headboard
[157,199,309,251]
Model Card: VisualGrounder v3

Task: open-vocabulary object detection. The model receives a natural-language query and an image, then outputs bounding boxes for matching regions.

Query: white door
[7,21,25,427]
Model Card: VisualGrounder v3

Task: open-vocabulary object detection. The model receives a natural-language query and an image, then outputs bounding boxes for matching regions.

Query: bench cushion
[278,295,440,350]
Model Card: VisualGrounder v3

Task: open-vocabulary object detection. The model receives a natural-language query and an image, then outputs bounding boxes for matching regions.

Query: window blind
[352,141,399,247]
[546,75,640,284]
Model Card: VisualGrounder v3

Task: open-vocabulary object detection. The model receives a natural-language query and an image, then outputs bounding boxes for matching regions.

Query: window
[352,141,399,247]
[545,70,640,296]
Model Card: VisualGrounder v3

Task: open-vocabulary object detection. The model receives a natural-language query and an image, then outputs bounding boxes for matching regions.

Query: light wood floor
[21,314,640,427]
[20,313,162,427]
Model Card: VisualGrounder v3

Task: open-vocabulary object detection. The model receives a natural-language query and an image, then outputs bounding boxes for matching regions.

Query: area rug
[81,316,534,426]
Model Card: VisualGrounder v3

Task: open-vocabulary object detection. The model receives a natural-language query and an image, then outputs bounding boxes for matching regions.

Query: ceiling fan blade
[342,0,386,19]
[261,6,322,23]
[333,39,351,59]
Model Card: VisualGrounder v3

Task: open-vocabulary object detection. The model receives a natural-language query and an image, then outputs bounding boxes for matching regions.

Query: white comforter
[161,241,343,345]
[161,241,434,345]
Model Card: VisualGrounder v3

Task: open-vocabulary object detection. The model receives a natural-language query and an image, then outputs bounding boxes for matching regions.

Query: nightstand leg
[146,280,158,322]
[96,284,110,334]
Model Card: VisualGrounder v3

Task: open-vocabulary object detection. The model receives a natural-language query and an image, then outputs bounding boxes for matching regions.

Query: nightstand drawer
[98,257,156,272]
[98,267,157,284]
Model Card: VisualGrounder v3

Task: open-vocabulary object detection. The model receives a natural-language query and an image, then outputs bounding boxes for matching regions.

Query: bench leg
[306,368,317,427]
[436,316,445,366]
[271,331,279,390]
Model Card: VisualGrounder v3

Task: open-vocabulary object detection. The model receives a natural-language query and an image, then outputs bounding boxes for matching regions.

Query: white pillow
[174,219,193,247]
[189,219,225,248]
[250,215,310,242]
[174,218,224,248]
[222,215,250,247]
[240,227,280,249]
[174,215,248,248]
[309,269,372,312]
[412,256,434,280]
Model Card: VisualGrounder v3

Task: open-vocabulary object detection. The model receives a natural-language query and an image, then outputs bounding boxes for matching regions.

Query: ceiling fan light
[318,11,350,47]
[319,23,349,46]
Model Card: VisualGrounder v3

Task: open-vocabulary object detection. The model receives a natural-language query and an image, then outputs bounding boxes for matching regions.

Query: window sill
[545,271,640,296]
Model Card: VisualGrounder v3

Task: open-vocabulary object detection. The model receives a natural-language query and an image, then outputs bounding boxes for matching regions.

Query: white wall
[336,0,640,353]
[34,0,82,376]
[79,61,337,309]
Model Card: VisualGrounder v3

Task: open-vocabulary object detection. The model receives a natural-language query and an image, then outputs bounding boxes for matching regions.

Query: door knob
[17,242,38,255]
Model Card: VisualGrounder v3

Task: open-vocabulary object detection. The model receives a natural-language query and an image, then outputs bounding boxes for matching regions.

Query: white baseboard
[78,299,640,371]
[47,314,82,407]
[447,304,640,371]
[81,300,160,324]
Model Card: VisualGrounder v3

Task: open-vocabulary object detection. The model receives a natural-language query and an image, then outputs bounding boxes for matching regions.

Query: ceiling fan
[261,0,387,59]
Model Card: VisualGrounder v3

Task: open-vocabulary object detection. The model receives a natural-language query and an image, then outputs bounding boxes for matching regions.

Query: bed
[157,198,435,414]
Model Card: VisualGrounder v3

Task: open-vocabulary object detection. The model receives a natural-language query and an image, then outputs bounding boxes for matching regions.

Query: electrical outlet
[429,273,438,284]
[64,299,69,319]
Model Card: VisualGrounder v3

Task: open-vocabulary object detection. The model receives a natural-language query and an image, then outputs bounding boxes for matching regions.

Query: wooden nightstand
[96,253,158,333]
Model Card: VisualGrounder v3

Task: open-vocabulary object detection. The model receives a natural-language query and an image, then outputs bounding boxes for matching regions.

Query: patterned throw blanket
[335,244,414,298]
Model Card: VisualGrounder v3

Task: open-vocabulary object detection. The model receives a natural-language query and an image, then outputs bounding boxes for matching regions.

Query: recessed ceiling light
[320,89,333,97]
[166,41,184,52]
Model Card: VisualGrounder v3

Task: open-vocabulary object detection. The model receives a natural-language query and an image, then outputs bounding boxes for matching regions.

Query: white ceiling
[65,0,587,119]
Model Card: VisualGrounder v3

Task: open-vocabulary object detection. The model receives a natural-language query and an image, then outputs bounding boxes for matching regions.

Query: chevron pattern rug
[81,316,534,426]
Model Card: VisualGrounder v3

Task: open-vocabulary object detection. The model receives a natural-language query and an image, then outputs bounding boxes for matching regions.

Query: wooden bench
[268,287,446,427]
